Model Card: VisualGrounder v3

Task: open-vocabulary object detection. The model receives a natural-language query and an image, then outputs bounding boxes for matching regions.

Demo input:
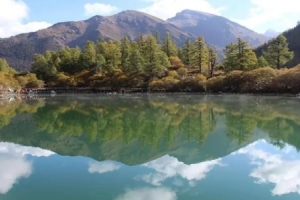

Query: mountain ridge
[167,9,268,50]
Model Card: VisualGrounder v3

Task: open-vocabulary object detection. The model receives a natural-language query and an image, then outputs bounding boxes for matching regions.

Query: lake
[0,94,300,200]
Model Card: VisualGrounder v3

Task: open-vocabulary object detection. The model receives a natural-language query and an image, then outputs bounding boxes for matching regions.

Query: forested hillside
[256,23,300,68]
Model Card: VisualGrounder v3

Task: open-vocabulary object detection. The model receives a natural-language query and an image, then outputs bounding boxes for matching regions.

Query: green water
[0,94,300,200]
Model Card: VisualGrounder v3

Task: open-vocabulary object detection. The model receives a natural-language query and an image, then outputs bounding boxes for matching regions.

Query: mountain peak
[167,9,217,28]
[179,9,217,17]
[263,29,280,38]
[86,15,107,23]
[168,9,268,49]
[116,10,146,15]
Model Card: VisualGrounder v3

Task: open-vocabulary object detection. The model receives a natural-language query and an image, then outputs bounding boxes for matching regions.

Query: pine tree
[81,41,97,70]
[138,34,145,52]
[161,32,178,57]
[95,54,106,74]
[208,48,218,77]
[181,39,194,66]
[129,42,145,73]
[257,56,269,68]
[192,36,208,73]
[143,35,170,77]
[223,38,257,71]
[120,37,131,73]
[154,31,160,44]
[101,41,121,73]
[263,34,294,69]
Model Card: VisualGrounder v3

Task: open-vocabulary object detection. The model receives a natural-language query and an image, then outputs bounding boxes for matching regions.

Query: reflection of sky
[0,156,32,194]
[136,155,221,187]
[115,187,176,200]
[88,161,121,174]
[0,142,55,194]
[236,140,300,196]
[1,140,300,199]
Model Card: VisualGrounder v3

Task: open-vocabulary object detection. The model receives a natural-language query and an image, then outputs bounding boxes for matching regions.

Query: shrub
[240,67,278,93]
[169,56,184,69]
[206,76,226,92]
[177,67,188,79]
[222,70,243,92]
[177,75,206,92]
[167,70,179,79]
[274,65,300,93]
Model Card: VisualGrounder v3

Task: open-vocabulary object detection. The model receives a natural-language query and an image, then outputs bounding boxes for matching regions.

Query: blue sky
[0,0,299,38]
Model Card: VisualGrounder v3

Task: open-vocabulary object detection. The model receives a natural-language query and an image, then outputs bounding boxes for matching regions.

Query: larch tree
[192,36,208,73]
[154,31,160,44]
[120,37,131,73]
[101,41,121,73]
[181,39,194,66]
[143,35,170,77]
[223,38,257,71]
[257,56,269,68]
[161,32,178,58]
[263,34,294,69]
[129,42,145,73]
[208,48,218,78]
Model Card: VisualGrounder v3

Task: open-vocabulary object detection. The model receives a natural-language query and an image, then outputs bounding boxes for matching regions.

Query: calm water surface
[0,94,300,200]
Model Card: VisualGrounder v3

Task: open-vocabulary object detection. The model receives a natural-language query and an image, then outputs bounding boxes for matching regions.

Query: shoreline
[1,89,299,99]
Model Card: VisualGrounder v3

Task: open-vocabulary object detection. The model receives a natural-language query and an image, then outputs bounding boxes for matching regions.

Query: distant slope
[263,29,280,38]
[0,10,194,72]
[168,10,268,51]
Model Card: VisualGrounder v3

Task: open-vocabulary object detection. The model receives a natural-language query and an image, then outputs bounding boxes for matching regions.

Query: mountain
[0,10,193,72]
[167,10,269,51]
[0,9,268,72]
[263,29,280,38]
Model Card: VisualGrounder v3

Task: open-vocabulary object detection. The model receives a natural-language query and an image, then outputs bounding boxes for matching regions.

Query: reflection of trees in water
[32,98,219,148]
[0,99,45,129]
[1,96,300,150]
[259,118,294,149]
[225,114,257,145]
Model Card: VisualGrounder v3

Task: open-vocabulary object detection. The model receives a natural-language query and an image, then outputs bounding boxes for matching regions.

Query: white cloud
[0,142,55,157]
[0,0,51,38]
[115,187,177,200]
[232,0,300,32]
[237,141,300,196]
[136,155,221,186]
[0,142,54,194]
[84,3,118,16]
[0,156,32,194]
[139,0,224,20]
[88,161,120,174]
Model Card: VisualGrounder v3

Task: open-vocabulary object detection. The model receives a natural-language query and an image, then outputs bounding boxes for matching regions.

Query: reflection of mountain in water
[0,95,299,165]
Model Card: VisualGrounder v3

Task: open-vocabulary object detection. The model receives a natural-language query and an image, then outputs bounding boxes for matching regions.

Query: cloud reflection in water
[88,161,121,174]
[0,142,55,194]
[136,155,221,186]
[115,187,177,200]
[237,140,300,196]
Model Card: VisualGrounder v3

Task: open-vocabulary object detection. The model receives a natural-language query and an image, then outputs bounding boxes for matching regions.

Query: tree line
[0,32,297,93]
